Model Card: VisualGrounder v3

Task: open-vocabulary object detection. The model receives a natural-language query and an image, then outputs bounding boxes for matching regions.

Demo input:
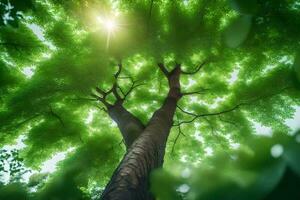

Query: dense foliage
[1,0,300,199]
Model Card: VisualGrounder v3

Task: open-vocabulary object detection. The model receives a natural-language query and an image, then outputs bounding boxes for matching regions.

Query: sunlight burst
[97,16,118,33]
[103,19,116,32]
[97,16,119,49]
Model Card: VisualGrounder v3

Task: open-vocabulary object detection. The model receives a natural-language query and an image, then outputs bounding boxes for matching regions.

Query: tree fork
[100,64,182,200]
[92,63,146,149]
[108,102,145,149]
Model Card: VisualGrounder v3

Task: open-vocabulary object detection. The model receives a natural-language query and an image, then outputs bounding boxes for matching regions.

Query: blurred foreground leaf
[224,15,252,48]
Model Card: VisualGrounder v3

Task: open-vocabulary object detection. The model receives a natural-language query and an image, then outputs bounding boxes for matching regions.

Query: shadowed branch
[182,88,209,96]
[124,77,145,99]
[0,113,42,132]
[92,63,145,107]
[171,114,186,155]
[48,106,65,127]
[157,63,169,77]
[182,60,207,75]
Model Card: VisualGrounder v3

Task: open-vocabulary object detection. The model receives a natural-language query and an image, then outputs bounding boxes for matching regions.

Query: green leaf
[10,0,34,11]
[0,183,28,200]
[283,134,300,176]
[228,0,258,15]
[150,169,182,200]
[224,15,252,48]
[293,53,300,83]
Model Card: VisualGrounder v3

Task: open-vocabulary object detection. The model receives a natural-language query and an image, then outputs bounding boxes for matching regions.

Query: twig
[174,86,292,126]
[182,88,209,96]
[218,115,238,127]
[171,114,186,155]
[182,60,207,75]
[49,106,65,127]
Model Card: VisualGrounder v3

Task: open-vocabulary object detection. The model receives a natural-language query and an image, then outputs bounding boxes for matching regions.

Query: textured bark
[108,102,145,149]
[100,67,181,200]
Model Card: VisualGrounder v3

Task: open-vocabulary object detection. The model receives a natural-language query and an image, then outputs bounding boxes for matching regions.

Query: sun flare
[103,19,116,32]
[97,16,119,49]
[97,16,118,33]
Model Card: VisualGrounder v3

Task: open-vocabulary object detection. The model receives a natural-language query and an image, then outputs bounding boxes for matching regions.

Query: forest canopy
[1,0,300,199]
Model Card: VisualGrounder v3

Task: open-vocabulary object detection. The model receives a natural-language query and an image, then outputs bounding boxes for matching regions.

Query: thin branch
[1,113,42,132]
[203,117,231,153]
[124,79,145,99]
[218,115,238,127]
[173,116,198,126]
[49,106,65,127]
[93,63,145,107]
[182,60,207,75]
[118,139,125,147]
[108,63,123,101]
[176,105,198,117]
[115,63,122,79]
[174,86,292,126]
[90,93,111,108]
[157,63,169,77]
[117,86,126,97]
[174,103,243,126]
[92,63,124,107]
[171,114,186,155]
[182,88,209,96]
[16,114,41,128]
[95,87,106,96]
[95,105,108,113]
[198,103,243,117]
[171,127,182,155]
[112,85,122,100]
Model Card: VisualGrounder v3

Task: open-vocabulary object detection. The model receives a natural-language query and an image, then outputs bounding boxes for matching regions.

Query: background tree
[0,0,300,199]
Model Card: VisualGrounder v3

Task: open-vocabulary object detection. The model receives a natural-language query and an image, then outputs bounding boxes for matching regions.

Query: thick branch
[107,104,145,149]
[157,63,169,77]
[101,61,183,200]
[95,87,106,96]
[112,85,122,100]
[90,93,112,108]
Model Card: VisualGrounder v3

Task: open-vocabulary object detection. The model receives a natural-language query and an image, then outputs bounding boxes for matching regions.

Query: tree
[1,0,300,199]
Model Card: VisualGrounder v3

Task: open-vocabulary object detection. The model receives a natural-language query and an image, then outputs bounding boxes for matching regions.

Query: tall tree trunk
[108,102,145,149]
[100,66,181,200]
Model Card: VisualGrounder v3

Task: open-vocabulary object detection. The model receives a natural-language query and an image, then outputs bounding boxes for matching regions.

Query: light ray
[97,16,119,49]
